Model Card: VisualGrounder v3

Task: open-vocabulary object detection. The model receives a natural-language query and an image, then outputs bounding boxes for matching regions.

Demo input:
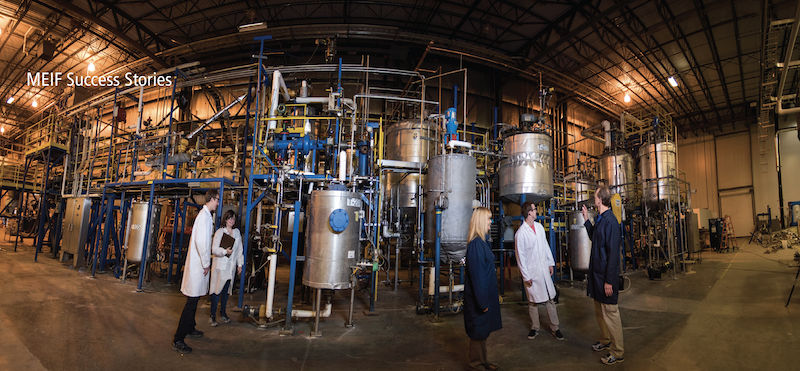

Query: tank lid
[329,208,350,232]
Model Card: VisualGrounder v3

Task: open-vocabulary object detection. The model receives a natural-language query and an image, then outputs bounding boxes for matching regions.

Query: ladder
[722,215,739,252]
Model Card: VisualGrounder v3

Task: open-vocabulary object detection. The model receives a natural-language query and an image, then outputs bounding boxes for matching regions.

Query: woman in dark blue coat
[463,207,502,371]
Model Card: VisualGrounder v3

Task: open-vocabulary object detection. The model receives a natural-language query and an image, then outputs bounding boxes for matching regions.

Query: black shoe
[601,354,624,365]
[172,340,192,354]
[592,342,611,352]
[186,330,204,338]
[552,329,565,341]
[527,329,539,339]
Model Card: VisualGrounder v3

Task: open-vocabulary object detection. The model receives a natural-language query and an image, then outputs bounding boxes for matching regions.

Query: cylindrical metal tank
[569,209,596,273]
[573,178,595,205]
[125,201,162,263]
[303,190,362,289]
[425,154,476,263]
[499,132,553,204]
[384,120,436,209]
[639,141,678,210]
[599,150,636,209]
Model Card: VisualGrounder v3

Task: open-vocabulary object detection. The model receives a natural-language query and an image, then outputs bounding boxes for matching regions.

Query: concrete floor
[1,233,799,371]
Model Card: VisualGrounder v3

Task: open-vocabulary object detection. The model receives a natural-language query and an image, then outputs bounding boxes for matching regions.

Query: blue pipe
[283,201,302,333]
[498,201,505,295]
[176,200,189,281]
[168,197,181,283]
[34,147,53,261]
[91,189,107,274]
[137,184,156,291]
[434,209,442,319]
[238,171,257,308]
[116,192,129,278]
[94,191,115,276]
[164,71,178,179]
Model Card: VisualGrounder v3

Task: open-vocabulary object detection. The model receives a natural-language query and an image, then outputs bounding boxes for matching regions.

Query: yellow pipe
[378,117,384,163]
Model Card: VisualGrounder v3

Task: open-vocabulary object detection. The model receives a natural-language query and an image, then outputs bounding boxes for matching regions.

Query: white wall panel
[750,123,779,218]
[677,134,718,215]
[779,129,800,207]
[719,190,754,237]
[715,132,752,190]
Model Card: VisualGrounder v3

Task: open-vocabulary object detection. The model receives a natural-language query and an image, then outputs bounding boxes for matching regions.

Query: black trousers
[174,296,200,343]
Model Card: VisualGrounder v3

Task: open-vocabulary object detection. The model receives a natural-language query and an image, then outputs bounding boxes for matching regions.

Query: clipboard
[220,233,235,249]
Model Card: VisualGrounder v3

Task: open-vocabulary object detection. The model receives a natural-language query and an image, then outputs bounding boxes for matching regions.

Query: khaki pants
[594,300,624,358]
[529,300,559,331]
[468,338,488,370]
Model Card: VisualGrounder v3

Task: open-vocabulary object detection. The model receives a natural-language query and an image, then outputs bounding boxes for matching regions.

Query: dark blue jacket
[584,209,621,305]
[463,236,502,340]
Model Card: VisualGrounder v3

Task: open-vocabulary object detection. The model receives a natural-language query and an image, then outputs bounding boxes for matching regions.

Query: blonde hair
[467,207,492,242]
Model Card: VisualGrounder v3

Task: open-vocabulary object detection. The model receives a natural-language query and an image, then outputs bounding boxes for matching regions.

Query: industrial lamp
[668,76,679,87]
[238,22,267,32]
[623,94,631,103]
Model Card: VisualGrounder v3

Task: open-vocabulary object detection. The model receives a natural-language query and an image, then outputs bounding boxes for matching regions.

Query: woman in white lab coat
[208,210,244,326]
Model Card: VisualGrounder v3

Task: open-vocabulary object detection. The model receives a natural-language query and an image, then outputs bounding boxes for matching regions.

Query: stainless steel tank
[599,150,636,209]
[125,201,162,263]
[569,209,596,273]
[639,140,678,210]
[303,190,362,289]
[425,154,476,263]
[573,178,595,205]
[499,132,553,204]
[384,120,436,209]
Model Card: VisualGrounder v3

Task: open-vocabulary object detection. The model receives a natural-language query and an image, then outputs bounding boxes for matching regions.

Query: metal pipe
[136,85,144,135]
[602,120,612,148]
[186,94,247,139]
[264,253,278,318]
[346,275,355,327]
[295,97,328,104]
[427,266,465,295]
[300,80,309,97]
[775,127,796,227]
[776,4,800,115]
[268,70,292,127]
[312,289,323,336]
[291,302,332,318]
[433,209,442,320]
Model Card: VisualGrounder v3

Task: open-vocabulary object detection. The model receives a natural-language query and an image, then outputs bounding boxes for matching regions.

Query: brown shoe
[484,364,499,370]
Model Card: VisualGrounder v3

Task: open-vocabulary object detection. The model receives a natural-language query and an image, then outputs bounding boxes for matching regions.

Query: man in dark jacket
[582,186,624,365]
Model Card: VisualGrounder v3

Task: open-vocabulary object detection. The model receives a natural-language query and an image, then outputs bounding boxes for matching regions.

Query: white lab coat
[514,221,556,303]
[209,227,244,295]
[180,205,214,297]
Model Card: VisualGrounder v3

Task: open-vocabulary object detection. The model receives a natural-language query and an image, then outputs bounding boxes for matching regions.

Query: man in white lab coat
[172,189,219,354]
[515,201,563,341]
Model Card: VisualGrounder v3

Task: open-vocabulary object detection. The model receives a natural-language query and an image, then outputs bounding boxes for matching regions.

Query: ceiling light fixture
[6,97,13,104]
[1,126,5,134]
[88,62,95,72]
[32,99,38,108]
[623,94,631,103]
[238,22,267,32]
[668,76,678,87]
